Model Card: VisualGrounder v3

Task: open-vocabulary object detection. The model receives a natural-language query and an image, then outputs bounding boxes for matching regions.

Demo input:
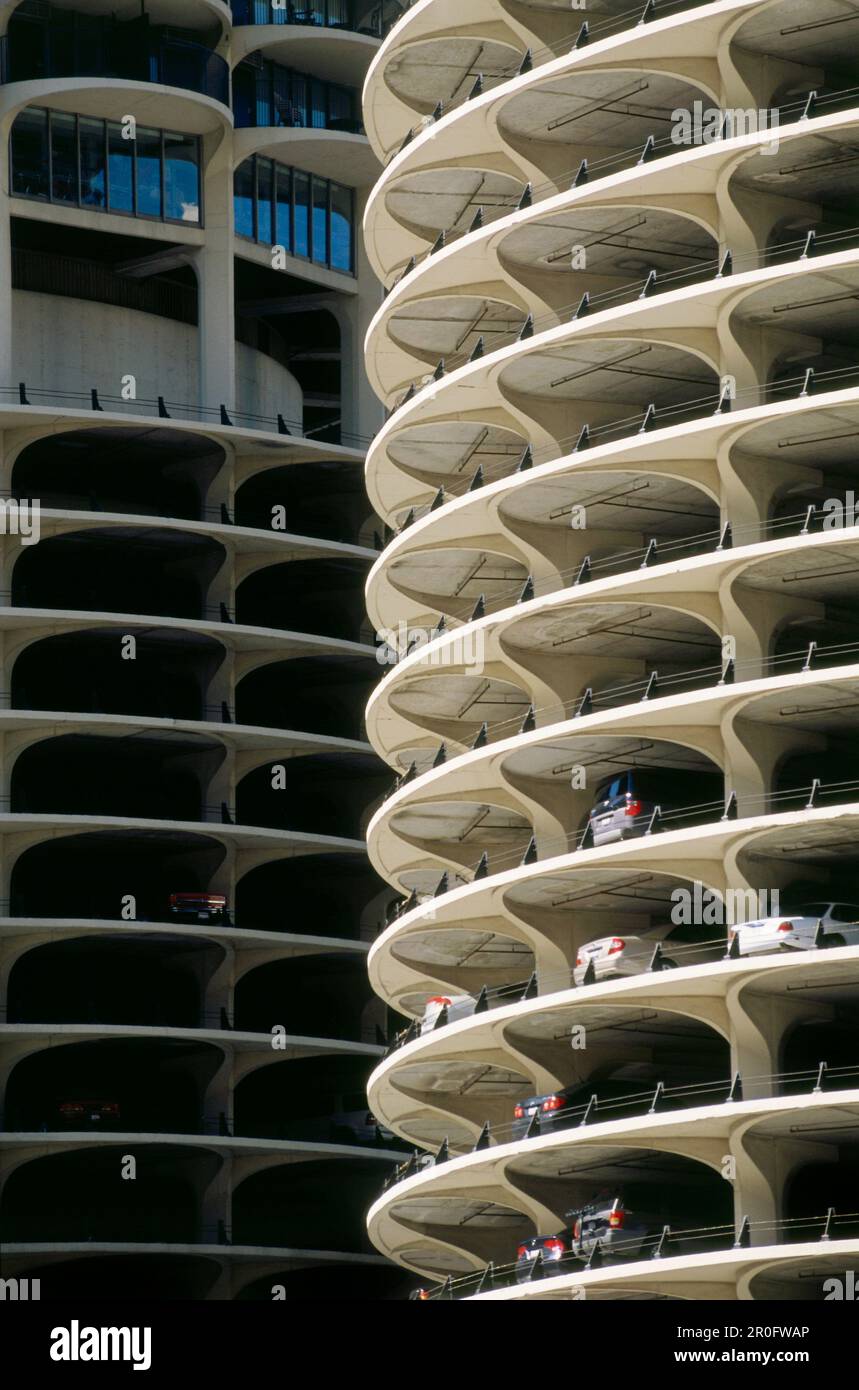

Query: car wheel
[820,933,846,949]
[658,957,677,970]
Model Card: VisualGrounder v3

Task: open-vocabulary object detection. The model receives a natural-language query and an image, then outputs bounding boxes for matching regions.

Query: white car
[574,933,679,984]
[419,993,476,1035]
[574,921,726,984]
[729,902,859,957]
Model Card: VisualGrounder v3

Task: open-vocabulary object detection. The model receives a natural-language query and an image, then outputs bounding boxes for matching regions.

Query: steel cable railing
[412,1206,859,1299]
[382,0,720,165]
[0,383,372,450]
[382,634,859,798]
[385,501,855,640]
[382,1061,859,1168]
[384,80,859,292]
[384,360,859,534]
[382,768,859,917]
[386,222,859,412]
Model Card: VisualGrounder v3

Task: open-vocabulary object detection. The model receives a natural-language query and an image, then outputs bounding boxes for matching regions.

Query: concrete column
[198,130,236,413]
[330,187,384,443]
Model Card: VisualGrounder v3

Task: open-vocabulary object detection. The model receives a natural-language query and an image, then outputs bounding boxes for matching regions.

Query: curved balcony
[0,12,230,106]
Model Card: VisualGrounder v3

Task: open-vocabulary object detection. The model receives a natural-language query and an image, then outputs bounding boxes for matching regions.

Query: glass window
[50,111,78,204]
[136,127,162,216]
[10,107,49,199]
[234,160,255,239]
[107,120,134,213]
[310,79,327,128]
[330,181,353,272]
[255,68,273,127]
[293,171,310,258]
[275,164,291,252]
[164,131,200,222]
[256,157,273,244]
[311,177,328,264]
[287,73,307,127]
[79,117,107,209]
[327,83,352,129]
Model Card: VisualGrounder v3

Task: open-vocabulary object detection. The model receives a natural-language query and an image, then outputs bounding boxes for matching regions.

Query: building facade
[0,0,410,1301]
[362,0,859,1299]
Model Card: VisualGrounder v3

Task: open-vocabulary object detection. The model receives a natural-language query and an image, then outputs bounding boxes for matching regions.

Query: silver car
[588,768,722,848]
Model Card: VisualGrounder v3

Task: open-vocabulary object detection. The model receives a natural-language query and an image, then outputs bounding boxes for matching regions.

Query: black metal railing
[415,1207,859,1299]
[0,382,372,449]
[231,0,403,37]
[383,767,859,916]
[0,29,229,105]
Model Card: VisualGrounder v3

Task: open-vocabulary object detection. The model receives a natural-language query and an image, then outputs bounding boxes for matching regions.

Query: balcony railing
[230,0,405,38]
[0,30,229,106]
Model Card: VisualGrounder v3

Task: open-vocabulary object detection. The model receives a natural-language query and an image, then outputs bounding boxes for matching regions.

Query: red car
[57,1099,121,1129]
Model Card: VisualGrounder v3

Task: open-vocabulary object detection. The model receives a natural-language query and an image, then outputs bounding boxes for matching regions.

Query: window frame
[9,106,203,228]
[234,153,354,275]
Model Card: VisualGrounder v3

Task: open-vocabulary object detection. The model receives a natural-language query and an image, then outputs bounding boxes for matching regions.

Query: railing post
[575,686,593,717]
[651,1225,670,1259]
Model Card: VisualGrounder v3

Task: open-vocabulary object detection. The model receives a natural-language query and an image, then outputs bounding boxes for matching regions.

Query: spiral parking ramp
[0,0,423,1301]
[362,0,859,1299]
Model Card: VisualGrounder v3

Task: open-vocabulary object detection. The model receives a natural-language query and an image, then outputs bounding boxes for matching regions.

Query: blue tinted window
[232,156,354,272]
[234,161,255,239]
[10,107,200,225]
[164,131,200,222]
[294,171,310,258]
[136,128,162,216]
[108,121,134,212]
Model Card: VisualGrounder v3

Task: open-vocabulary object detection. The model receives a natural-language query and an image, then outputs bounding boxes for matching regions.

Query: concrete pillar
[197,130,236,413]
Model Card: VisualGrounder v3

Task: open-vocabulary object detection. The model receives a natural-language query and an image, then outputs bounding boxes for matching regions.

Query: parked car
[510,1078,655,1141]
[572,1194,663,1261]
[729,901,859,957]
[588,767,722,847]
[515,1223,578,1282]
[168,891,228,923]
[574,920,722,983]
[419,993,476,1035]
[56,1098,121,1129]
